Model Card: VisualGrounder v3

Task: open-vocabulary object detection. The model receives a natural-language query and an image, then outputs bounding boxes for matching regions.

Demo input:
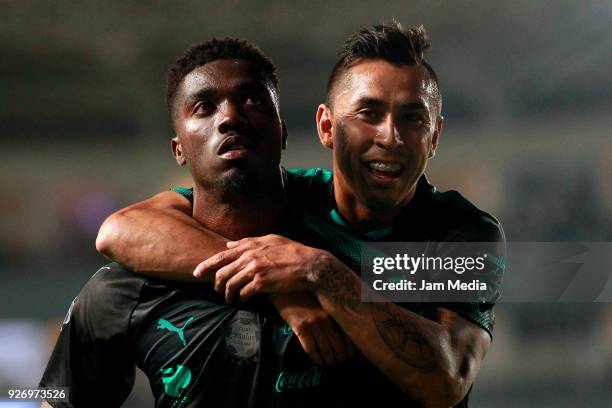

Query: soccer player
[40,37,355,408]
[94,23,504,408]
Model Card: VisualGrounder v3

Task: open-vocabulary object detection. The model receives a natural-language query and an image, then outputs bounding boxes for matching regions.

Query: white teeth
[369,162,402,172]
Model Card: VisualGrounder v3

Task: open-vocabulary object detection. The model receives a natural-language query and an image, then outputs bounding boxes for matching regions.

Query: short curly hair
[327,22,441,114]
[166,37,279,116]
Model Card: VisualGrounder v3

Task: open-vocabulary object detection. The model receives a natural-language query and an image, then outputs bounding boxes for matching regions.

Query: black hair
[326,22,441,113]
[166,37,278,116]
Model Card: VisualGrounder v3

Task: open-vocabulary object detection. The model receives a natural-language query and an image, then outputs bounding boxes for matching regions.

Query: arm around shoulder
[96,191,227,280]
[96,190,192,257]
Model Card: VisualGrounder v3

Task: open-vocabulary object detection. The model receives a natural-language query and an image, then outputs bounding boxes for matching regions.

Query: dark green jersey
[167,167,504,400]
[283,168,505,336]
[41,167,504,408]
[176,168,504,335]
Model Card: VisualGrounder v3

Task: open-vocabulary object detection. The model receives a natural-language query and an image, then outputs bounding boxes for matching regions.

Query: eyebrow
[234,81,269,92]
[354,97,386,108]
[399,100,427,111]
[354,97,427,111]
[184,81,269,105]
[185,88,218,105]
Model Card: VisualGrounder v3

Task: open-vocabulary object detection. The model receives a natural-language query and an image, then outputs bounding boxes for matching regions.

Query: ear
[316,104,334,149]
[171,136,187,166]
[281,120,288,150]
[429,115,443,158]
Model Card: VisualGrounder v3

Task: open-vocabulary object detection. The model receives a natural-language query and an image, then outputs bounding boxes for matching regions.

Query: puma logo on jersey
[157,317,194,347]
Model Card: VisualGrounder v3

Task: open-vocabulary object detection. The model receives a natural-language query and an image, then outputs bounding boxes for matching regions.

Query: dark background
[1,1,610,406]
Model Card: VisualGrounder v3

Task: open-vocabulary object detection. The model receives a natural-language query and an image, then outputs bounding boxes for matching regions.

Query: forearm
[307,254,469,407]
[97,206,227,282]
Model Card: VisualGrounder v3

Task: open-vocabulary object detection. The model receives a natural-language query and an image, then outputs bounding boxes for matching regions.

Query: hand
[270,292,356,366]
[193,234,326,302]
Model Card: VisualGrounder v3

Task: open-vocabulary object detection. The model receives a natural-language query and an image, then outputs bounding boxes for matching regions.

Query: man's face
[319,59,442,211]
[172,59,286,196]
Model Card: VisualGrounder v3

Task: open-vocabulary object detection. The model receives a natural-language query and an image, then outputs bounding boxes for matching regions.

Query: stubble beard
[335,120,396,211]
[218,166,260,202]
[336,119,419,212]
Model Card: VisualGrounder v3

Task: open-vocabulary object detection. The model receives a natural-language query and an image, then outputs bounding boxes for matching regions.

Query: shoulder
[74,263,147,338]
[286,167,333,184]
[82,263,146,303]
[427,188,505,243]
[285,167,334,214]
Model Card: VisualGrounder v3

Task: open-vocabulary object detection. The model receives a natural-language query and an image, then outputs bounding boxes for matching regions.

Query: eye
[403,113,425,124]
[194,101,214,115]
[245,94,264,106]
[356,109,379,121]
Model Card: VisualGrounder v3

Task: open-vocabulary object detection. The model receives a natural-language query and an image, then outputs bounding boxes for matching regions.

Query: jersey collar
[327,174,435,240]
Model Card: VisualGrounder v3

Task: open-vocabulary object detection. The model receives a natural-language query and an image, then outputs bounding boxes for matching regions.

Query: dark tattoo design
[371,302,436,369]
[306,256,360,311]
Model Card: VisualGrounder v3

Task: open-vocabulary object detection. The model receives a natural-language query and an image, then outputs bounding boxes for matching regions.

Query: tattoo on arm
[308,256,438,371]
[306,256,360,311]
[371,302,436,369]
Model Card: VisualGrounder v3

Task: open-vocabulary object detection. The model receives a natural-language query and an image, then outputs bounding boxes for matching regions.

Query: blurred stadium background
[0,1,610,406]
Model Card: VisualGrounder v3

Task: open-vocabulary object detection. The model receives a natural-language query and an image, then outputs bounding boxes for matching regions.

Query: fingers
[294,330,323,366]
[224,267,256,303]
[324,318,349,363]
[237,277,266,302]
[293,318,350,367]
[194,246,246,278]
[316,332,336,366]
[214,257,245,293]
[343,331,357,359]
[226,237,256,249]
[226,234,286,249]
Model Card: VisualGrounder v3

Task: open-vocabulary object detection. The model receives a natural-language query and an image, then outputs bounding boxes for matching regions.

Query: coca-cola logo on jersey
[275,367,321,392]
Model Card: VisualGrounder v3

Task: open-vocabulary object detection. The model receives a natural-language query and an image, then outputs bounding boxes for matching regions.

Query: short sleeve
[434,219,506,339]
[39,264,144,407]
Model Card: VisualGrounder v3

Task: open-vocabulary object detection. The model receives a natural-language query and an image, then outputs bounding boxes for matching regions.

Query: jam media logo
[275,367,322,392]
[157,317,194,347]
[160,364,192,398]
[224,310,261,360]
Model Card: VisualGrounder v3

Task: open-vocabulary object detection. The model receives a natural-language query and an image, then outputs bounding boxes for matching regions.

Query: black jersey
[41,168,504,408]
[40,263,339,408]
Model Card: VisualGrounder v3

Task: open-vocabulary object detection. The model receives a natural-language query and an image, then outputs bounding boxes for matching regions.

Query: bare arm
[96,191,227,281]
[209,235,490,408]
[96,192,353,365]
[307,253,490,407]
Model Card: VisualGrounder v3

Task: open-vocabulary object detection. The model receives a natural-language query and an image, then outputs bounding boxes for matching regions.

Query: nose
[217,100,248,134]
[374,115,402,149]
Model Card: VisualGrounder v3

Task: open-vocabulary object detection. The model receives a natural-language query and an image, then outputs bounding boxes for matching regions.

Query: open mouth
[217,136,256,157]
[365,161,405,180]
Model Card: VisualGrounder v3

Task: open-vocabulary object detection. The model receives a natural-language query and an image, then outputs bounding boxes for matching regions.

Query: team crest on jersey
[224,310,261,360]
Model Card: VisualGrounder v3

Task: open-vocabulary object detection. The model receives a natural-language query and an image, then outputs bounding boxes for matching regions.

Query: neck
[333,174,416,234]
[334,191,406,233]
[192,171,286,240]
